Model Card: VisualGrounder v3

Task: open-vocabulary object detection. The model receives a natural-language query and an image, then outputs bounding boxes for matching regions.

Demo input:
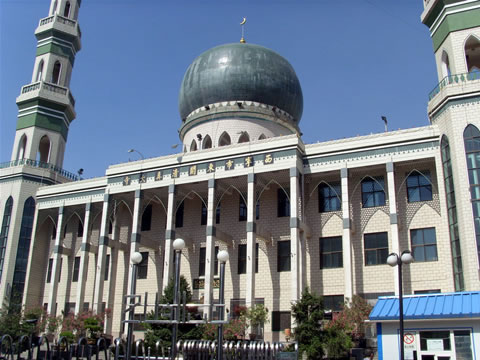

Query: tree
[326,295,372,342]
[291,288,326,360]
[144,276,202,352]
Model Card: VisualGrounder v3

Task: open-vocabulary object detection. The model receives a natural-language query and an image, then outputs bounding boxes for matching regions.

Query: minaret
[0,0,81,308]
[11,0,81,167]
[422,0,480,291]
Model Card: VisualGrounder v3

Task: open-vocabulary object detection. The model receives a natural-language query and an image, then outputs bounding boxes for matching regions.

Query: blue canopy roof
[369,291,480,321]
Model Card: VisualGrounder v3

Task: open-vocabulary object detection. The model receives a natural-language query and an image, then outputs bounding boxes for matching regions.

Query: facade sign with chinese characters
[264,153,273,164]
[117,151,280,185]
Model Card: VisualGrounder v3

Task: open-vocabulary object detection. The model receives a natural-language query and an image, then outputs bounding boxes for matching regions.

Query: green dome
[179,43,303,123]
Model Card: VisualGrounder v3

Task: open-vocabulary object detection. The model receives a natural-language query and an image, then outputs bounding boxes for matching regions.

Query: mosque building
[0,0,479,341]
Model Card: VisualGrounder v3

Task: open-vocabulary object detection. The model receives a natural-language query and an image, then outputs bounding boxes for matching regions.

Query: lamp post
[387,250,414,360]
[217,250,229,360]
[126,251,143,360]
[127,148,145,160]
[171,238,185,360]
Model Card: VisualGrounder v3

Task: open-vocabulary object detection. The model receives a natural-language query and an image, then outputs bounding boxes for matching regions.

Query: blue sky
[1,0,438,178]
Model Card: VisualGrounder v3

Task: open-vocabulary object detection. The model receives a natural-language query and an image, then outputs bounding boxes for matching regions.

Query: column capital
[343,218,351,229]
[246,222,256,233]
[207,226,216,237]
[248,173,255,183]
[58,206,64,215]
[208,178,215,189]
[341,168,348,179]
[168,184,175,194]
[289,167,299,177]
[104,193,110,202]
[135,189,143,199]
[386,162,394,173]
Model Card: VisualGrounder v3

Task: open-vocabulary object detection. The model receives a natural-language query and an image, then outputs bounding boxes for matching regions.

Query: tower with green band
[12,0,81,168]
[0,0,82,309]
[422,0,480,292]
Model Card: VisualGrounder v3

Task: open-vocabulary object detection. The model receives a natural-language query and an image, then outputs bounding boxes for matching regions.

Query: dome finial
[240,17,246,43]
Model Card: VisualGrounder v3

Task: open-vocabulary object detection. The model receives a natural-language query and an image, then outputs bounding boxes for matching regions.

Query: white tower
[0,0,81,308]
[422,0,480,291]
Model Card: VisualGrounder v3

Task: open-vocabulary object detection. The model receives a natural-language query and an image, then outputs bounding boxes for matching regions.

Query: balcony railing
[429,71,480,101]
[20,81,75,106]
[0,159,79,181]
[39,14,76,28]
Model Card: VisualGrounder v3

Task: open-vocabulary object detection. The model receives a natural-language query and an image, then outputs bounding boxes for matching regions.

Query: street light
[171,238,185,360]
[126,251,143,360]
[127,148,145,160]
[217,250,229,360]
[387,250,414,360]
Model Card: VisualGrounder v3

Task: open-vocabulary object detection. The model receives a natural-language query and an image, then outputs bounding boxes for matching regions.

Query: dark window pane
[364,232,388,265]
[239,196,247,221]
[361,177,385,208]
[175,201,184,228]
[141,204,152,231]
[277,189,290,217]
[320,236,342,269]
[72,256,80,282]
[271,311,291,332]
[137,252,148,279]
[411,228,437,263]
[277,241,291,272]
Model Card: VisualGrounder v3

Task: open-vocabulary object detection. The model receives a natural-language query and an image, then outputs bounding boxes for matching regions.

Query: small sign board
[403,332,416,360]
[276,352,297,360]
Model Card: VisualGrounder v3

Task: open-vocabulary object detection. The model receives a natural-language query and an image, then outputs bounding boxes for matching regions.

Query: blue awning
[369,291,480,321]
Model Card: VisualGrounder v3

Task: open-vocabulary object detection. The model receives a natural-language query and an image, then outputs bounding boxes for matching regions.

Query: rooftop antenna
[240,17,246,43]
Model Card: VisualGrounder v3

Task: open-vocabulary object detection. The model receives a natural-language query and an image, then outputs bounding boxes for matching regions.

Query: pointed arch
[238,132,250,143]
[143,195,167,216]
[190,139,198,152]
[62,211,83,238]
[51,0,58,15]
[11,197,35,302]
[51,61,61,84]
[16,134,27,161]
[37,135,51,163]
[202,135,212,149]
[0,197,14,282]
[215,185,246,209]
[256,179,290,203]
[63,1,71,17]
[397,169,436,201]
[441,50,451,78]
[465,35,480,72]
[463,124,480,267]
[36,60,44,82]
[258,134,266,140]
[218,132,231,147]
[441,134,465,291]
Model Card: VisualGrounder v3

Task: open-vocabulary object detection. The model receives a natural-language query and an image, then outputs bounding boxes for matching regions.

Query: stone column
[47,205,65,316]
[162,184,176,291]
[245,173,256,308]
[205,178,216,319]
[93,193,110,313]
[386,162,400,295]
[341,168,353,301]
[105,218,119,335]
[290,167,301,303]
[126,190,143,297]
[75,201,91,314]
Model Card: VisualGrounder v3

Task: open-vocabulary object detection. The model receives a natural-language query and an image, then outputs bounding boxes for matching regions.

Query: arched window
[441,135,465,291]
[238,132,250,143]
[463,125,480,267]
[218,132,231,147]
[51,0,58,15]
[202,135,212,149]
[465,36,480,72]
[0,197,14,282]
[11,197,35,304]
[37,135,51,163]
[190,139,198,152]
[36,60,44,82]
[258,134,266,140]
[63,1,71,17]
[17,135,27,161]
[441,51,451,78]
[51,61,61,84]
